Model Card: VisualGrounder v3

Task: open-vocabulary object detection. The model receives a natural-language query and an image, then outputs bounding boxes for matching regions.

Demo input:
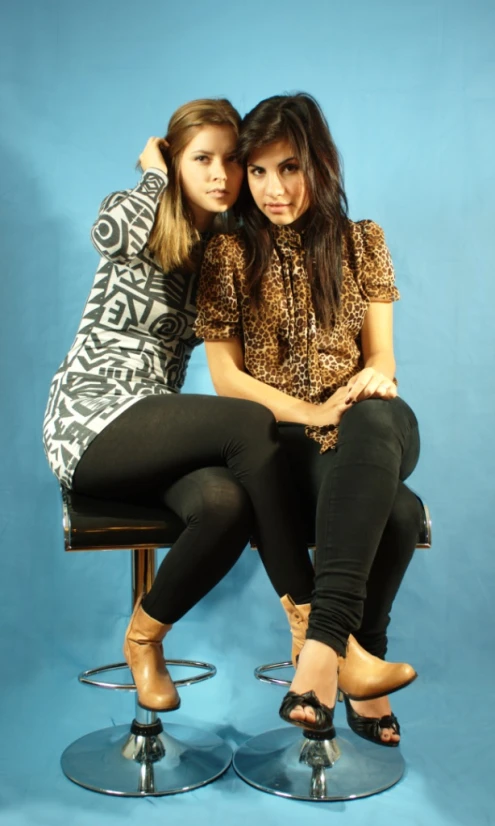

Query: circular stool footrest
[254,661,293,687]
[79,659,216,690]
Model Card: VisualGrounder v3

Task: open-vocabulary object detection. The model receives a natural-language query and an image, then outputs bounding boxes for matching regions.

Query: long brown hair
[237,93,349,327]
[148,98,241,273]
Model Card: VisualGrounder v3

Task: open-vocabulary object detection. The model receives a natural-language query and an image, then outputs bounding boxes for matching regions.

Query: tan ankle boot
[280,595,416,701]
[280,594,311,666]
[123,598,180,712]
[337,635,417,701]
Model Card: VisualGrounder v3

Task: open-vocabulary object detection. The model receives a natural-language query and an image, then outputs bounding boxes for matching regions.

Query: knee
[228,400,281,468]
[345,397,393,428]
[339,397,406,444]
[186,471,253,533]
[235,400,278,441]
[210,481,253,528]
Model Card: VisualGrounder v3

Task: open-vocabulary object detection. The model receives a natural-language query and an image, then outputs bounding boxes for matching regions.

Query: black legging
[72,392,420,658]
[72,394,313,623]
[274,396,421,657]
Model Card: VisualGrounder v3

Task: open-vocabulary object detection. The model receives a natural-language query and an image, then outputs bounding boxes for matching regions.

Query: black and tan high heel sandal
[343,694,400,747]
[279,690,336,738]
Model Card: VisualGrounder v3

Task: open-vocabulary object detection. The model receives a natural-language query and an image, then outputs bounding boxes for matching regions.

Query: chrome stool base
[233,726,404,801]
[61,720,232,796]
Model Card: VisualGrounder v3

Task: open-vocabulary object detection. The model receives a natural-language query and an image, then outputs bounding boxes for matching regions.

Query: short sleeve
[195,234,243,340]
[354,221,400,303]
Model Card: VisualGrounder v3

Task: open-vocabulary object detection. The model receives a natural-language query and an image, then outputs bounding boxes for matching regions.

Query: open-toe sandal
[279,690,335,738]
[343,694,400,747]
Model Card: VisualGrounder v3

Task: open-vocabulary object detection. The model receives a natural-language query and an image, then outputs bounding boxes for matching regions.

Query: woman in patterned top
[42,97,341,715]
[196,93,422,745]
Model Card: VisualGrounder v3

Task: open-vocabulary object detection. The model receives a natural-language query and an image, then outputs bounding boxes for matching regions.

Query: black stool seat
[62,487,185,551]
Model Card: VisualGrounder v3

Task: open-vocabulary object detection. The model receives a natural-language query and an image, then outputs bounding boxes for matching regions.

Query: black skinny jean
[72,394,313,623]
[274,396,421,658]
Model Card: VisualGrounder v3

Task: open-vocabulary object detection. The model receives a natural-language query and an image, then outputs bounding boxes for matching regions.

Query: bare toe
[380,727,400,743]
[289,705,316,724]
[303,706,316,724]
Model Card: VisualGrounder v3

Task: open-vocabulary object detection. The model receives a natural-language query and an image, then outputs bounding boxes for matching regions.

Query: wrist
[143,166,168,182]
[296,401,316,426]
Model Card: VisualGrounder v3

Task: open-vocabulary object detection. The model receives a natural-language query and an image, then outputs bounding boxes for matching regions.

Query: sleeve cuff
[366,285,400,302]
[195,319,242,340]
[143,167,168,186]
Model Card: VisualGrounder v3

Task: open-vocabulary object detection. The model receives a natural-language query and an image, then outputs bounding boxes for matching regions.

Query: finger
[334,386,350,402]
[373,381,397,399]
[345,372,365,393]
[362,376,385,398]
[346,374,373,403]
[334,401,351,422]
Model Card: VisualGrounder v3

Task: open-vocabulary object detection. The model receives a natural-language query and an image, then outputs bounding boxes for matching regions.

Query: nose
[265,171,285,198]
[211,159,227,181]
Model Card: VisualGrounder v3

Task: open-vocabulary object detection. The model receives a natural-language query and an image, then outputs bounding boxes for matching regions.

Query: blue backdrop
[1,1,494,824]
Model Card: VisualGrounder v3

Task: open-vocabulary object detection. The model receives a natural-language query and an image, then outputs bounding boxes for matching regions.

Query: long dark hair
[237,93,349,327]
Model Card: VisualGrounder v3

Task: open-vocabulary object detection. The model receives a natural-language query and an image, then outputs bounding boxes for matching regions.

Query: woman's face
[247,140,310,226]
[179,125,243,230]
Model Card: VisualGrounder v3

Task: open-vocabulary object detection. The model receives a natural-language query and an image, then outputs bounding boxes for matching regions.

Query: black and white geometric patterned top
[43,168,202,487]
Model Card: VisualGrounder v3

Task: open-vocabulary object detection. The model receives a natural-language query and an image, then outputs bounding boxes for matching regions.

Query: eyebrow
[190,149,236,156]
[248,155,298,168]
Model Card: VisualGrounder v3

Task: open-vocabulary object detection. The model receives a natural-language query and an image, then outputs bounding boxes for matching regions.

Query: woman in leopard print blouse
[196,93,422,745]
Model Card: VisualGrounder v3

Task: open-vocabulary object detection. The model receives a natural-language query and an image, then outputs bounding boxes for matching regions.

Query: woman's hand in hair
[138,137,169,175]
[306,387,350,428]
[344,367,398,404]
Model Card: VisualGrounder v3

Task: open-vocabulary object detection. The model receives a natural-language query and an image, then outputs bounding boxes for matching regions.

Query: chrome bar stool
[59,486,232,797]
[234,497,432,801]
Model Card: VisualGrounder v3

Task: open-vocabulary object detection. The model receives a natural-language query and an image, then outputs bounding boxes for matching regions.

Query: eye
[226,154,241,165]
[194,155,210,163]
[248,166,264,177]
[281,163,300,174]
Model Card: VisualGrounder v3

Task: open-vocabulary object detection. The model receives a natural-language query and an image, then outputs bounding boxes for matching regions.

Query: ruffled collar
[270,223,305,250]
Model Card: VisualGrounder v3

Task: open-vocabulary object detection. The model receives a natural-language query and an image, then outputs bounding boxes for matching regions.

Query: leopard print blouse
[195,219,399,452]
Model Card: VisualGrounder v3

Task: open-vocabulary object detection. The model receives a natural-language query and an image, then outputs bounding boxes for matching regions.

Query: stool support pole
[131,548,158,725]
[132,548,156,609]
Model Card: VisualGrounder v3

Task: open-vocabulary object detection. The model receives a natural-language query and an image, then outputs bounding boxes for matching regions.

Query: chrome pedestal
[62,718,232,797]
[61,662,232,796]
[233,726,404,801]
[235,661,405,801]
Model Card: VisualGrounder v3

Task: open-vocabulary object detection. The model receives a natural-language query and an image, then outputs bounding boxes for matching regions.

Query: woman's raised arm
[91,138,169,264]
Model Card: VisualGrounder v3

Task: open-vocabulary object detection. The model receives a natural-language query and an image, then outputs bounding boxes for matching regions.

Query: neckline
[271,224,304,246]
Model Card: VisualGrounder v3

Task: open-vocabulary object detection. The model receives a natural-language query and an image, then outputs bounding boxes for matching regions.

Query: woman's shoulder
[344,219,396,297]
[346,219,386,250]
